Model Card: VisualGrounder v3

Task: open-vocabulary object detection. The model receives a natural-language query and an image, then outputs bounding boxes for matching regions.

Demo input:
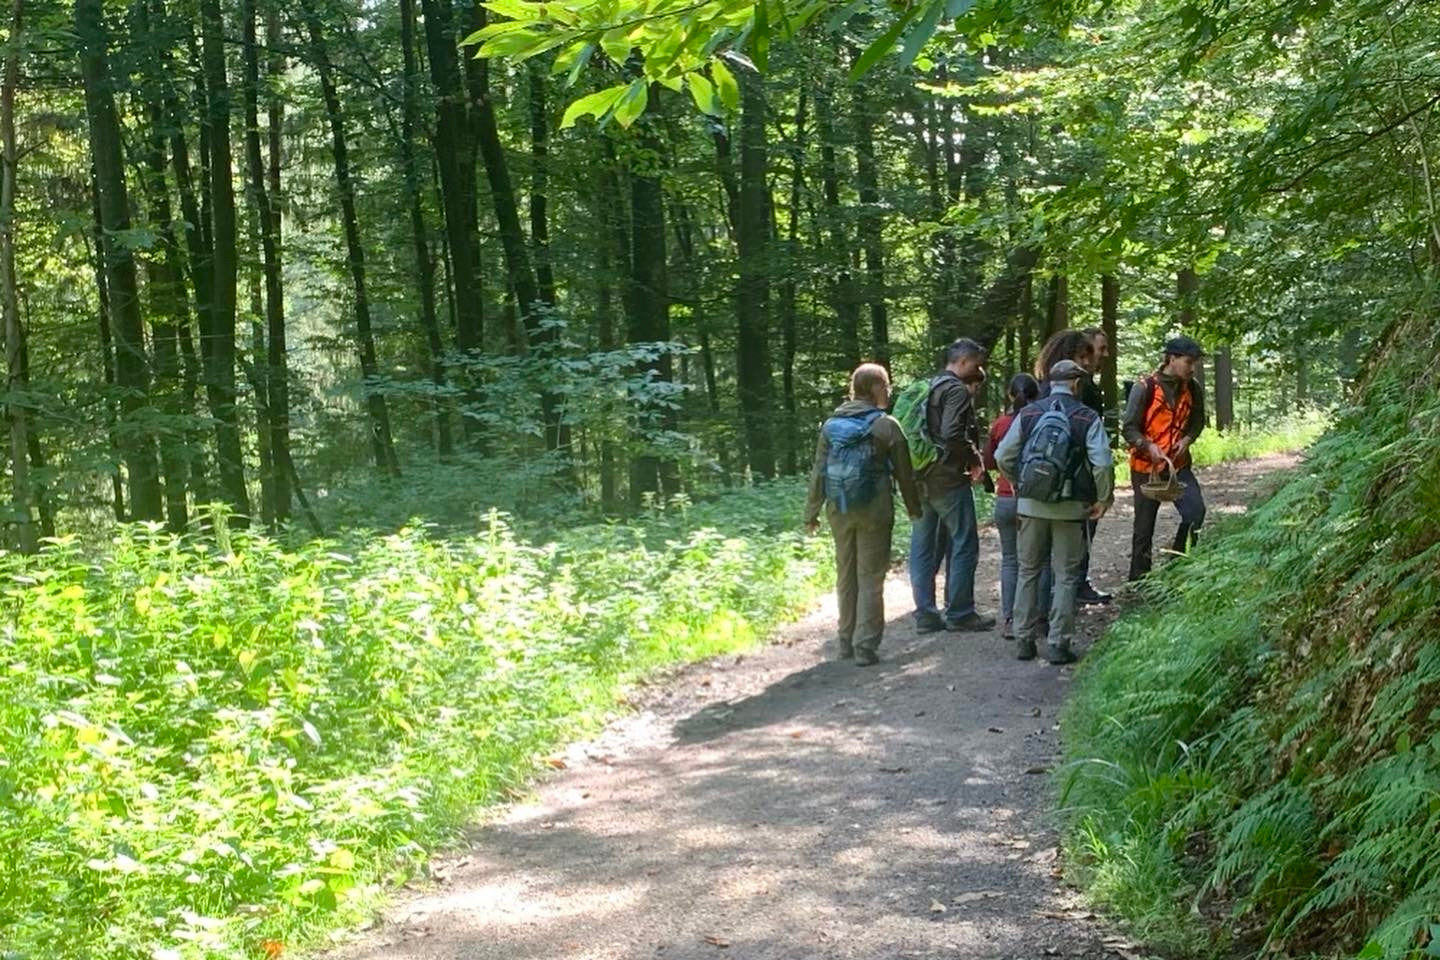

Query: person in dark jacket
[1123,336,1208,580]
[908,338,996,634]
[805,363,924,665]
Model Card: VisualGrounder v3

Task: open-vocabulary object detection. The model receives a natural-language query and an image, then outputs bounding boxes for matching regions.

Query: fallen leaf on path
[1025,766,1052,775]
[929,899,947,914]
[952,891,1004,905]
[988,726,1005,734]
[1031,707,1043,717]
[702,935,731,948]
[1027,846,1059,864]
[789,731,804,739]
[542,757,567,769]
[878,766,910,774]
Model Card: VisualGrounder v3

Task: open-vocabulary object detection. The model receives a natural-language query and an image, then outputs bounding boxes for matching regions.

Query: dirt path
[328,454,1298,960]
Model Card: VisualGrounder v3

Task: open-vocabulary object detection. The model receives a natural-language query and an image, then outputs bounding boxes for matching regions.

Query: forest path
[328,454,1298,960]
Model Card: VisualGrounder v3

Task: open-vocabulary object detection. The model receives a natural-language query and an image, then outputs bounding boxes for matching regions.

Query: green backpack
[893,377,943,473]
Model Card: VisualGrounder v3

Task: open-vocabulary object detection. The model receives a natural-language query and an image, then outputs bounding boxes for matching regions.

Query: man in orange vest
[1122,336,1208,580]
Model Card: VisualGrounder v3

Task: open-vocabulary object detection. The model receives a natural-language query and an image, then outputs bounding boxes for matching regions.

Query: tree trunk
[198,0,251,521]
[1,0,34,551]
[814,80,860,369]
[625,111,677,504]
[851,67,887,366]
[736,65,775,481]
[1214,345,1235,430]
[88,176,123,521]
[136,0,191,530]
[399,0,452,457]
[264,6,292,514]
[528,61,558,311]
[466,9,565,455]
[1100,273,1119,413]
[242,0,287,523]
[1046,272,1069,335]
[77,0,165,522]
[419,0,483,364]
[781,93,806,475]
[300,3,400,477]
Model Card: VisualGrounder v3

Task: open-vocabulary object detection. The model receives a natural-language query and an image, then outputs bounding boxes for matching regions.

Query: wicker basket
[1139,453,1186,503]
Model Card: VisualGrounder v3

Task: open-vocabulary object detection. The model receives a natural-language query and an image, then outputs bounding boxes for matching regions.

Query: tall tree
[76,0,164,521]
[264,6,292,514]
[300,2,400,476]
[2,0,34,551]
[399,0,451,456]
[851,70,887,365]
[735,63,775,480]
[1100,273,1119,412]
[814,78,860,368]
[419,0,484,364]
[242,0,287,521]
[199,0,252,519]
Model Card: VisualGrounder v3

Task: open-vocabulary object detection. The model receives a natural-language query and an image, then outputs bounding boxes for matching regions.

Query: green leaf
[612,80,650,128]
[899,0,943,69]
[751,0,770,72]
[849,5,922,80]
[553,41,595,86]
[560,84,627,129]
[712,59,739,112]
[688,73,722,116]
[482,0,537,19]
[944,0,975,18]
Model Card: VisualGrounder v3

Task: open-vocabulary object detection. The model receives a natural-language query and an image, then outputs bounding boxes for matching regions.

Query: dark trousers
[1077,518,1098,588]
[1129,466,1206,580]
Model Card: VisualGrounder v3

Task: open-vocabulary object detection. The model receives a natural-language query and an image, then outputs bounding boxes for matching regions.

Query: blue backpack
[822,409,889,512]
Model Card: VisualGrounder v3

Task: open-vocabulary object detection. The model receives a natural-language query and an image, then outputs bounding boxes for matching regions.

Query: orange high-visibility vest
[1129,375,1194,474]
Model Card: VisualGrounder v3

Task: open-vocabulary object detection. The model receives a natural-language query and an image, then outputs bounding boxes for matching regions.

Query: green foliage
[0,481,833,960]
[1061,315,1440,958]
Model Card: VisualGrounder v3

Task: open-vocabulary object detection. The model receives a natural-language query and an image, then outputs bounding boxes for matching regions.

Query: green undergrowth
[0,482,831,960]
[1061,325,1440,958]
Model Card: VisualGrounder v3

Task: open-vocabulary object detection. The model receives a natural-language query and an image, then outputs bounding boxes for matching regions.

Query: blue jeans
[994,495,1051,624]
[909,485,979,624]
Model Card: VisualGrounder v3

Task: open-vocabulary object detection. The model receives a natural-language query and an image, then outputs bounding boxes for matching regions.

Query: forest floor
[326,454,1298,960]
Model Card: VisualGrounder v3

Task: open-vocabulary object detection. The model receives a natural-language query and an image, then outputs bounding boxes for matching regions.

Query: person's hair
[1007,373,1040,414]
[945,337,985,366]
[1034,330,1094,380]
[849,362,890,401]
[1082,326,1105,343]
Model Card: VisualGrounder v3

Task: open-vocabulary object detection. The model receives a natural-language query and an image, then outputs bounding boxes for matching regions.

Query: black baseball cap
[1164,335,1206,358]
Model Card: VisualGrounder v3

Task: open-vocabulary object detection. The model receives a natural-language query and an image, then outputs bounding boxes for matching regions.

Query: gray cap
[1164,335,1206,358]
[1048,359,1087,382]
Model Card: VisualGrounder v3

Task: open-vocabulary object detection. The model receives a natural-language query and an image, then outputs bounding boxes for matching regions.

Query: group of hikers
[803,328,1209,667]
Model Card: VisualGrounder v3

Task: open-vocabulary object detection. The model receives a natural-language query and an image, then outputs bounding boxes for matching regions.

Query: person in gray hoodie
[996,360,1115,664]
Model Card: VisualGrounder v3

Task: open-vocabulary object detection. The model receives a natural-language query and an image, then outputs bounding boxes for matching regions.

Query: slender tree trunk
[1,0,34,551]
[77,0,164,522]
[528,61,558,310]
[1017,274,1033,374]
[264,7,292,515]
[735,65,775,481]
[199,0,251,521]
[814,80,860,368]
[300,3,400,477]
[625,110,677,504]
[1100,273,1119,413]
[399,0,451,457]
[466,10,566,455]
[419,0,483,366]
[1046,272,1069,335]
[781,93,807,476]
[851,67,887,366]
[242,0,285,522]
[87,180,123,521]
[1214,345,1235,430]
[136,0,191,530]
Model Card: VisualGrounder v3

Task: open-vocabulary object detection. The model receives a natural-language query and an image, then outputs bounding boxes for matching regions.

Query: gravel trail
[327,454,1297,960]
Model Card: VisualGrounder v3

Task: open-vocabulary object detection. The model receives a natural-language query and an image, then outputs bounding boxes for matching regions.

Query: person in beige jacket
[805,364,923,666]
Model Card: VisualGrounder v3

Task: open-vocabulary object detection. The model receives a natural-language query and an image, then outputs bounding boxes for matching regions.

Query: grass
[1059,330,1440,959]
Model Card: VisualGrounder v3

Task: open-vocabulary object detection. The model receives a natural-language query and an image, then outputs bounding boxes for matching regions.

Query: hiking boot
[1002,618,1015,640]
[837,640,855,660]
[1046,644,1078,666]
[1077,583,1112,606]
[855,648,881,667]
[946,612,997,632]
[915,612,946,634]
[1016,637,1038,661]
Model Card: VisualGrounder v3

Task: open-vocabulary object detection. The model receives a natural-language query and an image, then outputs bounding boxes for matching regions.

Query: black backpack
[1016,397,1097,503]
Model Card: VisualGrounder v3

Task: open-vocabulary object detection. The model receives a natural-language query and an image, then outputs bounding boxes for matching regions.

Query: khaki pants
[829,495,894,655]
[1014,515,1086,649]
